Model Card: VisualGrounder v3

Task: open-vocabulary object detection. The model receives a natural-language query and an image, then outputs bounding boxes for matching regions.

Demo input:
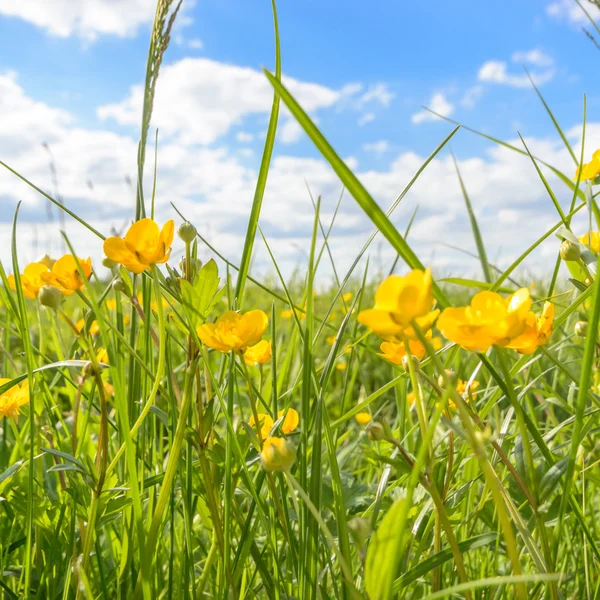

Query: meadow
[0,1,599,599]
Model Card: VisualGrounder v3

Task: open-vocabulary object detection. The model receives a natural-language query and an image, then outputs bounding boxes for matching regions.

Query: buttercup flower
[42,255,92,295]
[248,408,299,439]
[96,348,109,364]
[8,262,49,299]
[578,232,600,254]
[198,310,268,353]
[244,340,272,366]
[260,436,296,472]
[0,379,30,419]
[378,334,442,365]
[354,412,372,425]
[436,288,532,352]
[76,319,100,336]
[456,379,480,397]
[358,269,439,340]
[575,149,600,181]
[103,218,174,274]
[505,302,554,355]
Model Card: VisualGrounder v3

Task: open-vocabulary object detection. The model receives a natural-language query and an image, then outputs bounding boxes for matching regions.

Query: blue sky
[0,0,599,280]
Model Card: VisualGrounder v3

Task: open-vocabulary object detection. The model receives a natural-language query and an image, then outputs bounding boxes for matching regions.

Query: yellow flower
[197,310,268,353]
[248,408,299,439]
[436,288,532,352]
[358,269,439,340]
[407,391,415,405]
[354,412,372,425]
[455,379,480,397]
[336,362,347,371]
[76,319,100,335]
[248,413,274,440]
[505,302,554,355]
[8,262,50,299]
[244,340,272,366]
[103,218,174,274]
[281,309,293,320]
[575,149,600,181]
[378,334,442,365]
[104,382,115,396]
[342,292,353,302]
[260,436,296,472]
[326,335,337,345]
[96,348,109,364]
[578,232,600,254]
[105,299,117,310]
[0,379,30,418]
[41,255,92,295]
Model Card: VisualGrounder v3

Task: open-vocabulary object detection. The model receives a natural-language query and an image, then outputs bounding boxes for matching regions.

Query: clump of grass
[0,2,599,599]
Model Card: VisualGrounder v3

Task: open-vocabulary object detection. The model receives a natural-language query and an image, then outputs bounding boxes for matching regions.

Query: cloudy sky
[0,0,599,284]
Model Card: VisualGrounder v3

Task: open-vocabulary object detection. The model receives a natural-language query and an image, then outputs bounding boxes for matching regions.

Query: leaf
[0,460,24,486]
[41,448,87,472]
[539,457,569,502]
[365,497,406,599]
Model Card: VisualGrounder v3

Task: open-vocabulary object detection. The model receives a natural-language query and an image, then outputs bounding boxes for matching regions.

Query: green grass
[0,2,599,599]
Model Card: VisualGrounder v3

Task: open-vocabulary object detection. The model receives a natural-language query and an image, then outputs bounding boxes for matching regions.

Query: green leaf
[365,497,406,599]
[539,458,569,502]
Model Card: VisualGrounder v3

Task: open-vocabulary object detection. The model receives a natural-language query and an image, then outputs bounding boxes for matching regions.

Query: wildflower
[358,269,439,340]
[407,391,415,405]
[575,149,600,181]
[76,319,100,336]
[38,254,55,269]
[456,379,480,397]
[197,310,268,353]
[0,379,30,418]
[243,340,272,366]
[342,292,352,302]
[8,262,49,299]
[578,232,600,254]
[436,289,532,352]
[559,239,580,262]
[260,436,296,472]
[42,255,92,295]
[505,302,554,355]
[354,412,372,425]
[105,299,117,311]
[378,334,442,365]
[103,381,115,396]
[103,218,174,273]
[336,362,347,371]
[366,421,385,441]
[326,335,337,345]
[248,413,274,440]
[96,348,109,364]
[177,221,197,243]
[281,309,293,319]
[248,408,299,439]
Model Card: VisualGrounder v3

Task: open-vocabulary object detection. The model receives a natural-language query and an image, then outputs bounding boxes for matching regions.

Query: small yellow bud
[260,437,296,472]
[559,239,580,262]
[177,221,197,243]
[38,285,62,309]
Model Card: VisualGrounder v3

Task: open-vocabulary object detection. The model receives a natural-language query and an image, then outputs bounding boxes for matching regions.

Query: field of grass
[1,1,600,599]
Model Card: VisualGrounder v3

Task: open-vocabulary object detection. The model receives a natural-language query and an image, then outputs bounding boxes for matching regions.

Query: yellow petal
[278,408,299,433]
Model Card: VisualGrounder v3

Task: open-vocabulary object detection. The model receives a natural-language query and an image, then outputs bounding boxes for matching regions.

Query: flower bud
[574,321,588,337]
[39,285,62,309]
[437,369,456,389]
[178,257,202,278]
[584,277,594,287]
[102,257,118,269]
[177,221,197,244]
[260,437,296,472]
[560,239,581,262]
[402,354,420,374]
[112,277,131,297]
[366,421,385,441]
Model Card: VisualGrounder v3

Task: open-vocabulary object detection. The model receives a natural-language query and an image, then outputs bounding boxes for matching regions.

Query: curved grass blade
[263,68,451,308]
[235,0,281,306]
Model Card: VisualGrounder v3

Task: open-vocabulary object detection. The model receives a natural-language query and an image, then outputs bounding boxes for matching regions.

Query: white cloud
[2,69,598,281]
[478,60,555,88]
[236,132,254,143]
[356,83,395,108]
[411,93,454,124]
[460,85,484,109]
[0,0,157,41]
[358,113,375,126]
[362,140,391,155]
[188,38,203,49]
[279,119,304,144]
[98,58,340,145]
[511,48,554,67]
[547,0,600,24]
